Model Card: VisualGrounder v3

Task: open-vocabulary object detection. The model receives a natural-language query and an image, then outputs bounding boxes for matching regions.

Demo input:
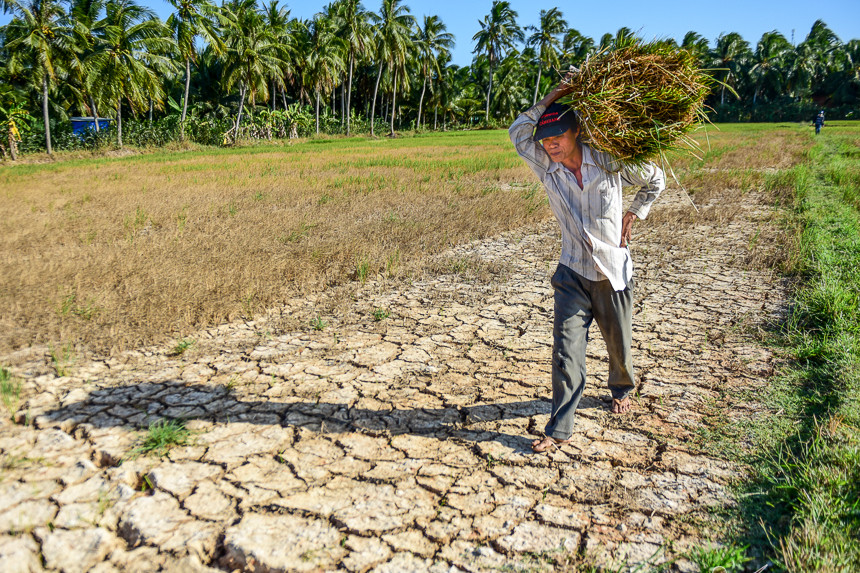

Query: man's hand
[621,212,637,247]
[536,69,577,108]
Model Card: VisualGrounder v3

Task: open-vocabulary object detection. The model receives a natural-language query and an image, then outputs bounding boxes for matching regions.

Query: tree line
[1,0,858,157]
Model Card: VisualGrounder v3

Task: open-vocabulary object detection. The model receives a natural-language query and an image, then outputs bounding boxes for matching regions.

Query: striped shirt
[509,103,665,291]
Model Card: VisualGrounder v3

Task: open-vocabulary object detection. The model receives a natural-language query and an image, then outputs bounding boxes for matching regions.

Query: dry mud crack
[1,189,787,572]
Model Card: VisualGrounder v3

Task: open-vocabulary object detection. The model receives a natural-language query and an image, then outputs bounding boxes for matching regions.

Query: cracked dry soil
[0,187,786,573]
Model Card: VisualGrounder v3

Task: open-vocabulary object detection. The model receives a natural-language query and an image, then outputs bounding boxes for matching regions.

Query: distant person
[509,73,665,453]
[814,111,825,135]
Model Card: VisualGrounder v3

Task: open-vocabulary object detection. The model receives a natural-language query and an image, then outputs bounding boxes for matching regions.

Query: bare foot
[531,436,571,453]
[611,397,633,414]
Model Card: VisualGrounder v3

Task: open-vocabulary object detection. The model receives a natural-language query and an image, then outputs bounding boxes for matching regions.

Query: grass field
[0,124,809,354]
[729,122,860,572]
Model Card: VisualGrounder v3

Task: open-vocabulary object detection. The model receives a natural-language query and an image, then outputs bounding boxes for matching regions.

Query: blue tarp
[70,117,113,137]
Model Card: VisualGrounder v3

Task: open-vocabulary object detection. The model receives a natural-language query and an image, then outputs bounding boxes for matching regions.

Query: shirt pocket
[597,181,617,218]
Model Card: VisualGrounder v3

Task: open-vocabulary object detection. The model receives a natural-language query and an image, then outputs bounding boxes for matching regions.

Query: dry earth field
[0,125,810,572]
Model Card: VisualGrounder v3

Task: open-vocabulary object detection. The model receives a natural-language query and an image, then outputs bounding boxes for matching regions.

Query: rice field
[0,124,812,354]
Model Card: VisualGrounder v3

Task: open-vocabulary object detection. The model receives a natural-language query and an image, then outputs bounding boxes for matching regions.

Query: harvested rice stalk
[557,41,712,166]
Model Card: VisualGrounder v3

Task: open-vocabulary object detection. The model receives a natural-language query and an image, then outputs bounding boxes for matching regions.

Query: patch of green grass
[371,308,389,322]
[0,367,20,417]
[355,257,371,283]
[170,338,195,357]
[279,222,317,244]
[59,292,100,320]
[49,343,74,377]
[687,544,750,573]
[132,419,191,458]
[310,317,327,331]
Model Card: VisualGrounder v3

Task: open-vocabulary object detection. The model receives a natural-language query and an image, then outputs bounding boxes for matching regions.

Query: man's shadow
[37,381,607,454]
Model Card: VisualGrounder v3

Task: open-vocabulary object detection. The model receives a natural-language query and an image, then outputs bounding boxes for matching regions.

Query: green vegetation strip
[730,125,860,571]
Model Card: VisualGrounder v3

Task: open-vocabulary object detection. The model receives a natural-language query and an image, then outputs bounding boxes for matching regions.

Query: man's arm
[619,163,665,247]
[508,74,574,179]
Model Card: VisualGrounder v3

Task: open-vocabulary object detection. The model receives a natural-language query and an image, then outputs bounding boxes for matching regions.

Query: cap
[533,103,577,142]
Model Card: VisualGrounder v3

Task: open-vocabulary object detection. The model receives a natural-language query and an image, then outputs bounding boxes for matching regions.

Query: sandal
[531,435,572,453]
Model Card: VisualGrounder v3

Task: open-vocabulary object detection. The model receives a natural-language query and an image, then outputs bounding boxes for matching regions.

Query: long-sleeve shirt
[509,103,665,291]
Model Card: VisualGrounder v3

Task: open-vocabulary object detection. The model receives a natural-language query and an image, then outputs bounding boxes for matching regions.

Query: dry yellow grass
[1,132,548,353]
[0,126,810,355]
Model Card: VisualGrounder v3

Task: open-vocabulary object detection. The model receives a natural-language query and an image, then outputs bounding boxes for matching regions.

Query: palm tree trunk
[234,84,247,144]
[720,83,726,105]
[346,53,354,136]
[181,58,191,123]
[434,105,437,130]
[533,66,542,106]
[149,98,153,125]
[181,58,191,140]
[281,87,288,110]
[340,81,345,126]
[370,60,383,137]
[418,75,427,130]
[90,96,100,132]
[485,63,494,122]
[315,89,320,135]
[42,77,52,155]
[390,70,397,136]
[271,78,276,111]
[116,101,122,148]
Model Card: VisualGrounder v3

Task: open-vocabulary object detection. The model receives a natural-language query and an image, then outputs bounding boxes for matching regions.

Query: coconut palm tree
[710,32,751,104]
[259,0,291,112]
[801,20,842,95]
[2,0,74,154]
[86,0,174,147]
[414,14,453,129]
[219,0,286,142]
[166,0,222,134]
[331,0,372,135]
[681,31,710,68]
[830,39,860,105]
[492,49,528,120]
[525,7,566,105]
[302,13,345,134]
[749,31,791,104]
[562,28,594,68]
[67,0,106,130]
[368,0,414,136]
[472,0,522,122]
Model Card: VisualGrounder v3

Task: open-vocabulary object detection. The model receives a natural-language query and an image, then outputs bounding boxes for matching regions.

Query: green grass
[711,125,860,571]
[169,338,195,357]
[1,366,21,418]
[132,418,191,458]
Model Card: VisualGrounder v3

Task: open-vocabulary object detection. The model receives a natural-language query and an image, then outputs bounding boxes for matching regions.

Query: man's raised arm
[509,74,573,178]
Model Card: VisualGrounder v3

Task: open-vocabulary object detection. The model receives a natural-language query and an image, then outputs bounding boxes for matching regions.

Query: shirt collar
[546,144,595,174]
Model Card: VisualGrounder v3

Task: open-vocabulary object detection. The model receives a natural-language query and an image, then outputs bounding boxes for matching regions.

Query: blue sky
[3,0,858,67]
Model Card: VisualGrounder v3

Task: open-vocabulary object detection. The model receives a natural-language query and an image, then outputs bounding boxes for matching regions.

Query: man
[814,111,825,135]
[509,75,665,453]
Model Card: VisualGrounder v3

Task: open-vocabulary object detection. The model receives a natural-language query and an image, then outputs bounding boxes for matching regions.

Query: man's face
[540,127,580,163]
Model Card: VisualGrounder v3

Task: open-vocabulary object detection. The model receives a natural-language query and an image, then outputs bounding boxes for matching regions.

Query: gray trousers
[545,264,635,440]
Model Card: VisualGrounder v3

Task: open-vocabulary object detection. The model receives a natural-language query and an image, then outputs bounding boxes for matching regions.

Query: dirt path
[0,188,786,572]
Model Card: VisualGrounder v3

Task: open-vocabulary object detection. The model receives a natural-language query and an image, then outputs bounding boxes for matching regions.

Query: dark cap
[533,103,578,142]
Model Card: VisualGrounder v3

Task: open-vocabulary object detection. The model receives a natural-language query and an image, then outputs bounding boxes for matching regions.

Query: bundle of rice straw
[558,41,712,166]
